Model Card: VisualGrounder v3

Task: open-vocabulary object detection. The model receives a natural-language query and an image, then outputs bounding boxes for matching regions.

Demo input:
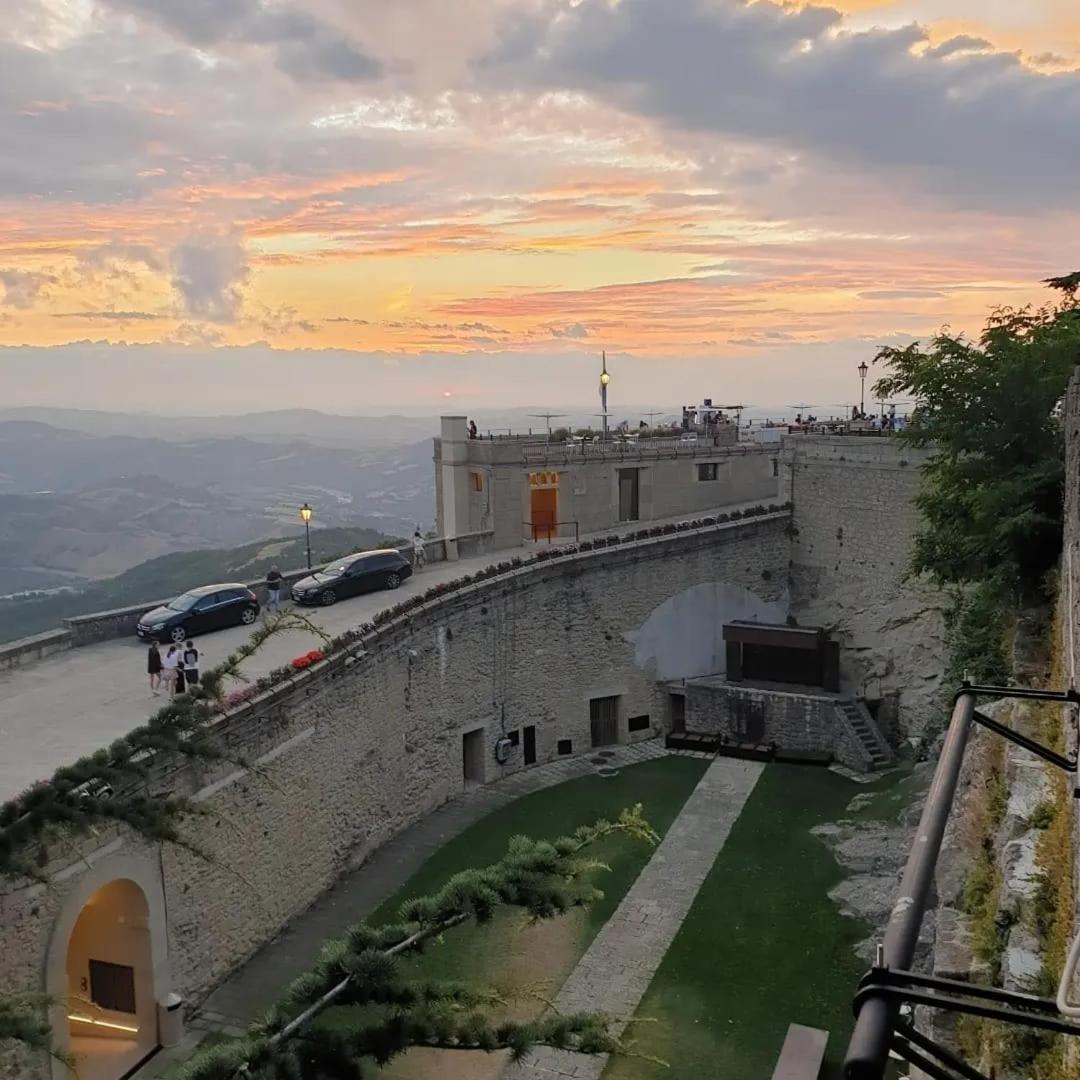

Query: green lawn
[319,755,708,1024]
[604,763,902,1080]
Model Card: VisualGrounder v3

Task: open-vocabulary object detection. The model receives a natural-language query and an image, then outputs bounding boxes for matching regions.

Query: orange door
[531,487,558,540]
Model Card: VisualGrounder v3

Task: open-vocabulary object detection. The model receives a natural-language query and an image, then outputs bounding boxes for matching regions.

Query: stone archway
[45,852,171,1080]
[625,581,789,682]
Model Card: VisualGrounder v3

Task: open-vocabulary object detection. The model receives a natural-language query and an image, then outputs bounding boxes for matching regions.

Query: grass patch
[840,759,918,824]
[316,757,708,1043]
[605,764,899,1080]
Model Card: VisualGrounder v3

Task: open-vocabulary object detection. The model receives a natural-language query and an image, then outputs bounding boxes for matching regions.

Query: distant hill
[0,420,435,592]
[0,525,402,644]
[0,407,438,451]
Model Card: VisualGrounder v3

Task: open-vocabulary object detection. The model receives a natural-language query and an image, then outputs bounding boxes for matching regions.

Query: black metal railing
[522,520,580,543]
[844,682,1080,1079]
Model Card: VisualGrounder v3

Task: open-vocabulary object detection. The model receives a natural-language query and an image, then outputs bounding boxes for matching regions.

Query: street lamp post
[299,503,313,569]
[599,351,611,440]
[858,361,868,417]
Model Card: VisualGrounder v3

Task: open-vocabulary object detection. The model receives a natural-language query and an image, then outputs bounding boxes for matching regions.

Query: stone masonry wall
[682,679,873,770]
[0,516,789,1078]
[784,436,949,736]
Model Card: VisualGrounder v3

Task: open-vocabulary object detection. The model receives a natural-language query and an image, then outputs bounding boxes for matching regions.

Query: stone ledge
[0,627,73,672]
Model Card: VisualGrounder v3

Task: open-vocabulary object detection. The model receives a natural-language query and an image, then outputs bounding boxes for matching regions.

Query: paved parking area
[0,548,506,801]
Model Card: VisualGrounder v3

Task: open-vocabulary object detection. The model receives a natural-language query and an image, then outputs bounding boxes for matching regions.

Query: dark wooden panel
[89,959,136,1015]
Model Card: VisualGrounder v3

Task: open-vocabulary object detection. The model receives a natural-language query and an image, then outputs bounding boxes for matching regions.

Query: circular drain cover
[589,756,608,765]
[596,766,620,778]
[596,750,616,758]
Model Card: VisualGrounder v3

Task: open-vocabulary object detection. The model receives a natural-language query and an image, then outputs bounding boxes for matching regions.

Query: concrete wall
[0,515,790,1078]
[0,628,73,673]
[784,435,949,736]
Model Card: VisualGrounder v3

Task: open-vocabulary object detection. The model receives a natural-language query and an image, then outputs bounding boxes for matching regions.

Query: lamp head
[600,371,611,386]
[858,361,869,378]
[300,503,313,523]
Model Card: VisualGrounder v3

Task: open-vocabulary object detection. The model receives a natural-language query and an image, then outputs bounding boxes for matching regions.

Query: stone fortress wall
[0,435,954,1079]
[783,436,949,737]
[1,515,792,1077]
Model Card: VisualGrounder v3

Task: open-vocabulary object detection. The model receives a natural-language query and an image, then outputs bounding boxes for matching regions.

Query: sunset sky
[1,0,1077,413]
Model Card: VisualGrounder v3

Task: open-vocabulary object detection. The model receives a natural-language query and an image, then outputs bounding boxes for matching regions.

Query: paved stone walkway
[141,739,696,1074]
[503,757,765,1080]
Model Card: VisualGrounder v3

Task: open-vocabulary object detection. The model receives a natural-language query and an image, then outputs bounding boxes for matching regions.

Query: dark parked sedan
[136,583,260,643]
[291,549,412,606]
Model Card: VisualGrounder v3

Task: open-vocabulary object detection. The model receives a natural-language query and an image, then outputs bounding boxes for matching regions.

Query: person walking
[265,565,283,616]
[163,644,180,696]
[147,641,163,695]
[183,640,201,687]
[412,529,426,571]
[174,657,187,696]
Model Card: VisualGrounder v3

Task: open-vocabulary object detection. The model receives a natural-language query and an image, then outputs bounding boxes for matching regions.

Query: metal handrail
[845,681,1080,1078]
[522,520,579,543]
[520,441,767,465]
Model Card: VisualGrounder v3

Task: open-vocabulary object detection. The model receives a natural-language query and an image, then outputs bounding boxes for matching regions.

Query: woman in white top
[162,645,180,696]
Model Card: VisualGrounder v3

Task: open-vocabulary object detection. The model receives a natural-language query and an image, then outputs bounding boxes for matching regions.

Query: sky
[0,0,1077,414]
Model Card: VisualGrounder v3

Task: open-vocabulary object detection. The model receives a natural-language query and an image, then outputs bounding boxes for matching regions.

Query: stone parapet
[9,537,473,652]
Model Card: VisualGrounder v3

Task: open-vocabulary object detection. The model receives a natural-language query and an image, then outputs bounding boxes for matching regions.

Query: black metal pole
[844,689,975,1077]
[305,519,311,570]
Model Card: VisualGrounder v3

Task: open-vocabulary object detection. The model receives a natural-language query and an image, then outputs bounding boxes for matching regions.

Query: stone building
[434,415,780,550]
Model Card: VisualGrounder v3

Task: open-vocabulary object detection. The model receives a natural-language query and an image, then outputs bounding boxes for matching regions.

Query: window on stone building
[470,471,483,492]
[697,462,719,481]
[557,738,572,756]
[627,714,650,733]
[772,458,779,477]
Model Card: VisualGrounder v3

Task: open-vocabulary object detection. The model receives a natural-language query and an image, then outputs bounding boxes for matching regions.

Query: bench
[771,1023,829,1080]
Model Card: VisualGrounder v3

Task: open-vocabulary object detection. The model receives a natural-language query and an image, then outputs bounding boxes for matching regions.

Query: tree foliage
[872,277,1080,590]
[168,806,660,1080]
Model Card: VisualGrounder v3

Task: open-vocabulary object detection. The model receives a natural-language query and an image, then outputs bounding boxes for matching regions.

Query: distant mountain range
[0,412,438,596]
[0,407,439,450]
[0,525,401,644]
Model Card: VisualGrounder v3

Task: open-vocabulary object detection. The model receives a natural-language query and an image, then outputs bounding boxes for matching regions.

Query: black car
[137,583,260,643]
[291,549,412,606]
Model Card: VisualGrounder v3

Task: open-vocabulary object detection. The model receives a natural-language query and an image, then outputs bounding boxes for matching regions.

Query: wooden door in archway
[531,486,558,541]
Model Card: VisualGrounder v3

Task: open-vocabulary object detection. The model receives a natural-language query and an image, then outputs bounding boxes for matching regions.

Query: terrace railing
[844,681,1080,1079]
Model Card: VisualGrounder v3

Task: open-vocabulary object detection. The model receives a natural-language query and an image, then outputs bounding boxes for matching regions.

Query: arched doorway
[64,879,157,1080]
[46,854,171,1080]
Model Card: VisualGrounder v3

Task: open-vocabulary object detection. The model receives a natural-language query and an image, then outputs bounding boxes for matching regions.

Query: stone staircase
[835,698,893,771]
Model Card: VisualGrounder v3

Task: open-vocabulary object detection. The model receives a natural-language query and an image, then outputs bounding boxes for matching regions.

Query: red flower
[305,650,324,662]
[291,656,312,670]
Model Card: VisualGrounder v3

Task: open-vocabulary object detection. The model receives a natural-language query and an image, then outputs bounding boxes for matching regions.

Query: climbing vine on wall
[0,610,330,882]
[168,806,661,1080]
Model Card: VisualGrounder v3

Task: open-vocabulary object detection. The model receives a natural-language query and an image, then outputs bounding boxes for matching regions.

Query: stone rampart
[0,515,789,1077]
[784,435,949,736]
